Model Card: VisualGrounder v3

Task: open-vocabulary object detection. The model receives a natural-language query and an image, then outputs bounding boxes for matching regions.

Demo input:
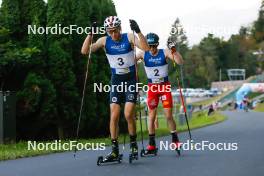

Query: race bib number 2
[154,69,160,76]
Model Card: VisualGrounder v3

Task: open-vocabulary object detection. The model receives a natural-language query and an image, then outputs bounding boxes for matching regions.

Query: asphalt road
[0,111,264,176]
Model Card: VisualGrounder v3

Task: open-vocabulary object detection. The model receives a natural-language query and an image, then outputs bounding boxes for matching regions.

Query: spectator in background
[208,104,214,116]
[243,96,250,111]
[234,102,238,110]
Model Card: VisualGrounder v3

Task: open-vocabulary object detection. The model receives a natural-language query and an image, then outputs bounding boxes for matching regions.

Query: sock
[111,139,119,151]
[171,131,179,142]
[130,135,137,143]
[149,134,156,146]
[130,135,137,147]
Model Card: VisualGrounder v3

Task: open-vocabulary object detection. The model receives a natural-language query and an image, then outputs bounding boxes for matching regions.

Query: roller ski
[170,130,182,156]
[141,134,158,157]
[173,141,181,156]
[97,150,123,166]
[129,142,139,163]
[97,140,122,166]
[140,145,158,157]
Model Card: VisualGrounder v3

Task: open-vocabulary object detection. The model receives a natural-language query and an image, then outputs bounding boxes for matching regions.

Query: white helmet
[104,16,121,29]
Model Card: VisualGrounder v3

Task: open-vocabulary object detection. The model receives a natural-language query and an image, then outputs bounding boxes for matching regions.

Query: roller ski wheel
[129,153,138,163]
[96,153,123,166]
[176,148,181,156]
[140,149,145,157]
[141,145,158,157]
[97,156,103,166]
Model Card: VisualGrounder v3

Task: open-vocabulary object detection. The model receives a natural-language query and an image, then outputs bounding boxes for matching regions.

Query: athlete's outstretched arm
[81,35,105,55]
[128,33,149,51]
[137,33,150,51]
[165,48,184,65]
[128,19,149,51]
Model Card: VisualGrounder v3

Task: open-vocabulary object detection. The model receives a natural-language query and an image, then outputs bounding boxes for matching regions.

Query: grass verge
[254,103,264,112]
[0,112,226,161]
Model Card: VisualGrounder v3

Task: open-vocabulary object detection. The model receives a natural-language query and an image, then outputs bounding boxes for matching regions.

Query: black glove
[89,22,97,34]
[129,19,141,33]
[167,41,176,49]
[167,41,177,53]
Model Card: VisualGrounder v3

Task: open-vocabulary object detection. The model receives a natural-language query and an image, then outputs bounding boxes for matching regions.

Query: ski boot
[129,142,138,163]
[172,141,182,156]
[141,145,158,157]
[97,147,123,166]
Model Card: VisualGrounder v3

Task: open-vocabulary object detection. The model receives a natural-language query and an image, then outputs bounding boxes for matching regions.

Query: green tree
[0,0,21,41]
[252,0,264,71]
[71,0,117,137]
[0,0,118,140]
[167,18,188,53]
[167,18,189,87]
[252,0,264,43]
[46,0,79,139]
[184,46,207,87]
[16,73,57,140]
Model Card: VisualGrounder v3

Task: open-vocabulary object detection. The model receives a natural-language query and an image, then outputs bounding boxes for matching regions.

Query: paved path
[0,111,264,176]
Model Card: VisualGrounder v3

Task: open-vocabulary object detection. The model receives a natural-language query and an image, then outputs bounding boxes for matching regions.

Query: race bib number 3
[117,57,125,66]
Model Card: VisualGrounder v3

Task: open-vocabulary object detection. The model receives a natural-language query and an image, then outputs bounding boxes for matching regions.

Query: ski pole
[122,108,127,150]
[170,47,192,141]
[175,66,192,141]
[132,30,145,151]
[74,23,95,157]
[123,133,127,150]
[144,105,148,132]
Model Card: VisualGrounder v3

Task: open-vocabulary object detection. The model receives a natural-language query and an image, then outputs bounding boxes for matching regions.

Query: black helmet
[146,33,159,45]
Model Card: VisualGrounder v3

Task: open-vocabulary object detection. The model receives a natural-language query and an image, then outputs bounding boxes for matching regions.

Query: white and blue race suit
[105,33,137,104]
[143,49,169,84]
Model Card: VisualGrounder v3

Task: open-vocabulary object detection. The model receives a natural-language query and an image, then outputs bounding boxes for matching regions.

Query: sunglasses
[149,44,158,48]
[107,28,120,34]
